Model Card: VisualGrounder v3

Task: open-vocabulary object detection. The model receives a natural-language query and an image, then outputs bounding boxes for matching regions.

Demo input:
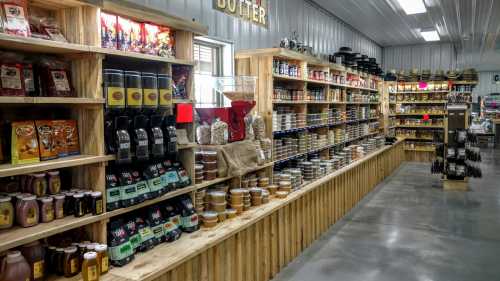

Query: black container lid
[124,71,141,76]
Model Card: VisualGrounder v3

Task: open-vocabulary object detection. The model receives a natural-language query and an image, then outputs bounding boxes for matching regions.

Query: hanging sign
[214,0,269,28]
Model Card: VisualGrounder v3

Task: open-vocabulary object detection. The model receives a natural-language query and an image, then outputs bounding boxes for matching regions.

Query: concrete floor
[272,149,500,281]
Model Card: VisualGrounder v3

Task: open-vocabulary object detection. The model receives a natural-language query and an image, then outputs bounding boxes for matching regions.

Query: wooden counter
[86,140,404,281]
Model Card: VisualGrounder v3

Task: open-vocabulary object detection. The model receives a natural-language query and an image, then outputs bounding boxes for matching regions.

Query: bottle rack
[0,0,207,267]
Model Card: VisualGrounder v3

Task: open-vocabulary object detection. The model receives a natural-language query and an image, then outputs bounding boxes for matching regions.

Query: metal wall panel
[383,43,457,71]
[131,0,382,60]
[473,72,500,100]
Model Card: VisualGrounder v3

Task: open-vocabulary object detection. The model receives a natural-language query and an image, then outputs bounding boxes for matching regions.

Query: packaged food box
[142,23,159,55]
[158,26,175,57]
[1,2,30,37]
[101,12,117,49]
[117,16,142,52]
[11,121,40,165]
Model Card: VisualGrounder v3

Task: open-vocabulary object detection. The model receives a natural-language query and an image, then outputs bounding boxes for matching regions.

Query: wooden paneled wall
[150,142,404,281]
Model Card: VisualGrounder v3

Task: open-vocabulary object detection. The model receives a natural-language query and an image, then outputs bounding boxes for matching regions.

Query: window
[193,37,234,108]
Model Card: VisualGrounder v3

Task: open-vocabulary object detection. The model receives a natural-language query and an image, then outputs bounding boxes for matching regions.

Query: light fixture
[396,0,427,15]
[420,30,440,41]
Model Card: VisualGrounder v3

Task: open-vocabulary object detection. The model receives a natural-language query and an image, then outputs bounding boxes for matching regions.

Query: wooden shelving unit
[0,0,208,267]
[236,48,384,169]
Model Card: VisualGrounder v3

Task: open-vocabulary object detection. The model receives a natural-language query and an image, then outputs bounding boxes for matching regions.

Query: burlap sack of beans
[219,140,260,177]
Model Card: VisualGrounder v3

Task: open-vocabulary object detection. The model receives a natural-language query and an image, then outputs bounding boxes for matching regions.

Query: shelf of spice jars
[397,100,447,104]
[0,155,111,178]
[0,213,107,253]
[272,74,307,83]
[0,96,105,105]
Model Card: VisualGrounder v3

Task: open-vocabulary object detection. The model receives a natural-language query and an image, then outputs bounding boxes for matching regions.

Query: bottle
[63,246,80,277]
[19,241,44,281]
[81,252,99,281]
[0,251,31,281]
[95,244,109,275]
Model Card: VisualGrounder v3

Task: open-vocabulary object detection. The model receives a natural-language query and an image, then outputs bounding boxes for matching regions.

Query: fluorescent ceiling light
[396,0,427,15]
[421,30,440,41]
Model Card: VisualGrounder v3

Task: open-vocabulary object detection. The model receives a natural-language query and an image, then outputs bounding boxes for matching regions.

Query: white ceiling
[312,0,500,53]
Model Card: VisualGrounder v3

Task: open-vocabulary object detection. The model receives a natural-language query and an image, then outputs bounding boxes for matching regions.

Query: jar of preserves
[63,246,80,277]
[52,194,65,219]
[91,192,103,215]
[63,191,75,216]
[16,195,39,227]
[20,240,45,281]
[0,195,14,229]
[31,173,47,197]
[81,252,99,281]
[54,247,65,276]
[73,193,85,217]
[95,244,109,275]
[47,171,61,195]
[38,196,54,223]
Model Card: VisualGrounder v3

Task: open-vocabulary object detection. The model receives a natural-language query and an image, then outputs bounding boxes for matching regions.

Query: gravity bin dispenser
[196,76,257,142]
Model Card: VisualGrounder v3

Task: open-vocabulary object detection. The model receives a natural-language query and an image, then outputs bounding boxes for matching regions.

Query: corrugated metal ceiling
[312,0,500,48]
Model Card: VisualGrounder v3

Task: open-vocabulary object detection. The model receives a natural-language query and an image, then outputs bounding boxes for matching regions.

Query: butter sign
[214,0,268,27]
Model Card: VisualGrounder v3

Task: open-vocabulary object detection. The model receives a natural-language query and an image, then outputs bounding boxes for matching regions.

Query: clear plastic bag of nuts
[210,119,228,145]
[196,122,211,145]
[253,114,266,140]
[244,114,254,140]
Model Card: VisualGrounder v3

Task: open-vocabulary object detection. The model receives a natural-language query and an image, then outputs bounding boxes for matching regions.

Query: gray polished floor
[272,149,500,281]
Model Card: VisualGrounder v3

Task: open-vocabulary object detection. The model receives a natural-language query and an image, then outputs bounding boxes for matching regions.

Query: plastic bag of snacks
[252,114,266,140]
[196,123,211,145]
[0,51,25,96]
[1,0,30,37]
[210,119,228,145]
[244,114,254,140]
[28,14,67,42]
[38,58,74,97]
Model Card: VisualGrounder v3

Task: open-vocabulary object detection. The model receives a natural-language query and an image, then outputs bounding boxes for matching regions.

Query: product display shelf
[0,1,206,265]
[392,90,450,94]
[59,141,400,281]
[396,113,446,116]
[396,125,444,129]
[236,48,384,168]
[397,100,447,104]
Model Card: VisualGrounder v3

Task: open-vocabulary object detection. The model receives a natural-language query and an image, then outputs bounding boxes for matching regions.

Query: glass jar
[63,246,80,277]
[90,192,103,215]
[0,196,14,229]
[52,194,65,219]
[16,195,39,227]
[38,196,54,223]
[73,193,85,217]
[81,252,99,281]
[63,191,75,216]
[47,171,61,195]
[95,244,109,275]
[31,173,47,197]
[104,69,125,110]
[0,251,31,281]
[20,240,45,281]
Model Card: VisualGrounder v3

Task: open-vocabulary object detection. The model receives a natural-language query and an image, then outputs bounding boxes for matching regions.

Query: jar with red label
[16,195,39,227]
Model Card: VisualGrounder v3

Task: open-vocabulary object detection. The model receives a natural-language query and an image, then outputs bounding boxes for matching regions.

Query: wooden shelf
[0,155,110,177]
[173,99,195,104]
[272,74,306,82]
[105,186,198,220]
[0,33,90,54]
[404,148,436,152]
[396,125,444,129]
[396,113,446,116]
[92,46,195,65]
[0,96,105,105]
[0,213,106,252]
[195,176,234,189]
[393,90,449,94]
[451,81,478,85]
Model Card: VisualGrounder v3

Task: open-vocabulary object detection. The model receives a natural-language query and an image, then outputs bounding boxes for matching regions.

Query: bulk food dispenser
[195,76,257,142]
